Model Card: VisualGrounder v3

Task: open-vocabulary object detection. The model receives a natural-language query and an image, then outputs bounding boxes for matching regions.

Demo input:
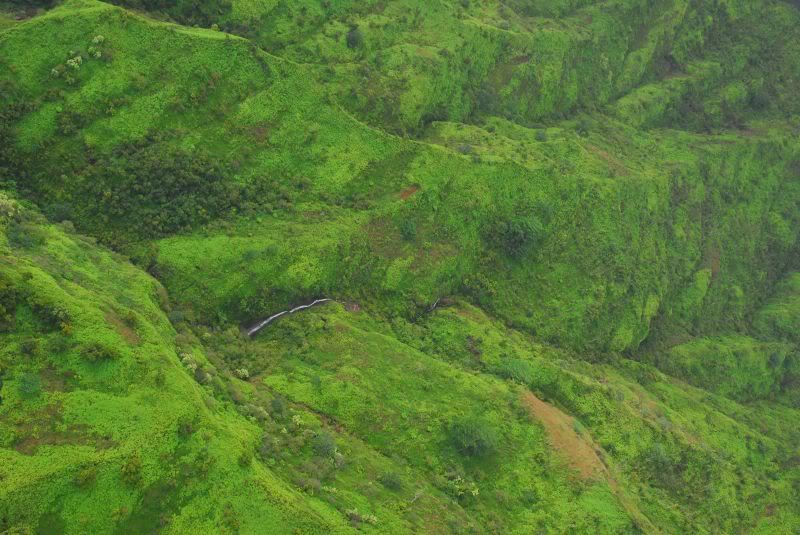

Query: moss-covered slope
[0,0,798,532]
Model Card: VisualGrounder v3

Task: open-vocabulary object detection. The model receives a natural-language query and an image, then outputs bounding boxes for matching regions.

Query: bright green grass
[0,196,351,533]
[2,0,798,355]
[0,0,798,532]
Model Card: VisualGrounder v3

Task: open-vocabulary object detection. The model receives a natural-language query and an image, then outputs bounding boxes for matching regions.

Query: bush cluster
[76,139,245,242]
[449,415,499,457]
[82,342,121,362]
[484,214,546,258]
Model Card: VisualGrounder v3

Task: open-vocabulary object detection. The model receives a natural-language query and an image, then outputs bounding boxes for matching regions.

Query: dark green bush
[20,337,41,356]
[121,454,142,486]
[449,416,499,457]
[7,221,46,249]
[75,139,251,243]
[399,219,417,241]
[29,299,71,332]
[168,310,186,325]
[270,396,287,418]
[17,372,41,398]
[346,26,364,49]
[82,342,120,362]
[74,466,97,488]
[484,214,545,258]
[311,431,336,457]
[237,449,253,467]
[108,0,231,27]
[378,471,403,491]
[0,276,19,330]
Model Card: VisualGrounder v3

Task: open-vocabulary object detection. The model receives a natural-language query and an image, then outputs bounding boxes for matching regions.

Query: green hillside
[1,0,798,533]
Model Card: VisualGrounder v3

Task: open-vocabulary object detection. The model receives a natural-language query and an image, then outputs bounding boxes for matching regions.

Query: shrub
[46,202,73,222]
[238,449,253,467]
[311,431,337,457]
[0,276,19,330]
[494,358,536,385]
[484,214,545,258]
[48,334,71,355]
[7,221,46,249]
[82,342,120,362]
[346,26,364,49]
[399,219,417,241]
[441,470,480,499]
[17,372,41,398]
[346,508,378,525]
[270,396,287,418]
[177,414,196,437]
[449,416,499,457]
[121,454,142,486]
[20,337,41,356]
[77,140,245,242]
[74,466,97,488]
[168,310,185,324]
[29,300,71,332]
[576,117,591,136]
[378,471,403,491]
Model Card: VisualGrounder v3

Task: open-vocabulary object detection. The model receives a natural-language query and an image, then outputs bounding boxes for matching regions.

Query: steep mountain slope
[0,195,352,533]
[0,0,798,533]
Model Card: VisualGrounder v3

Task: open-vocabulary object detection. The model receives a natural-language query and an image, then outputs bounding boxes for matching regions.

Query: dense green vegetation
[0,0,798,532]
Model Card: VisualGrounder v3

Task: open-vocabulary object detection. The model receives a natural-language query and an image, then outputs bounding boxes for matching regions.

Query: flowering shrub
[66,55,83,70]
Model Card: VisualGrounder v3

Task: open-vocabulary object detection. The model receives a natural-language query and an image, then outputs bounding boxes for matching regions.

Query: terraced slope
[0,0,798,532]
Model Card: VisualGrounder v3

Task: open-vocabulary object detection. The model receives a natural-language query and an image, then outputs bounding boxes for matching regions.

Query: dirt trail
[520,390,605,479]
[520,391,658,533]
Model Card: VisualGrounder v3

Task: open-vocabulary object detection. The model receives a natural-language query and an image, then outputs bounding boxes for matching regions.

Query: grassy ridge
[0,195,353,533]
[2,1,798,354]
[0,0,798,532]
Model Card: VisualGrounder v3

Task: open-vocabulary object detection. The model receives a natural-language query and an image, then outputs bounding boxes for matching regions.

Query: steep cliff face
[0,0,798,532]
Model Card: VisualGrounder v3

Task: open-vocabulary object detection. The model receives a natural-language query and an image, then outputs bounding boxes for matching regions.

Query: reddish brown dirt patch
[399,184,420,200]
[40,367,69,392]
[520,391,657,531]
[520,391,605,480]
[105,310,140,345]
[585,144,630,177]
[13,402,115,455]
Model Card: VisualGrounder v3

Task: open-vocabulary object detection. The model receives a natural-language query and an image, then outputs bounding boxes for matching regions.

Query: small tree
[485,215,545,258]
[449,416,499,457]
[346,26,364,49]
[121,454,142,486]
[312,431,337,457]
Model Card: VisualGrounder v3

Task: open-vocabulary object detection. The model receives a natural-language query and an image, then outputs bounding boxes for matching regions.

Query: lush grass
[0,0,798,532]
[0,195,351,533]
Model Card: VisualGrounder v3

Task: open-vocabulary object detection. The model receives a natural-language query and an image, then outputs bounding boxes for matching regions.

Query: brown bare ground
[520,390,605,479]
[105,310,140,345]
[399,184,420,200]
[521,390,658,532]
